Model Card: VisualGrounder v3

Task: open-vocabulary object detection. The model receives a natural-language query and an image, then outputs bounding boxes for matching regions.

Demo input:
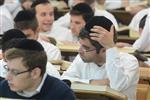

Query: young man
[14,9,61,61]
[68,3,94,42]
[0,39,76,99]
[0,0,14,34]
[62,16,139,100]
[31,0,71,42]
[0,29,60,79]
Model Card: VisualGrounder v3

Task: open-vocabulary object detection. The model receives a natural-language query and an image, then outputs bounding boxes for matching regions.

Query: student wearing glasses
[0,39,76,100]
[62,16,139,100]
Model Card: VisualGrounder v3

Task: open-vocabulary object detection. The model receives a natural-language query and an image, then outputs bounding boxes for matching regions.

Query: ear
[31,67,41,79]
[2,53,7,62]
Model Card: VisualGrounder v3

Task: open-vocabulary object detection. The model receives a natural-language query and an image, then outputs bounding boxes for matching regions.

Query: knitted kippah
[2,29,26,44]
[85,16,113,33]
[31,0,50,8]
[14,10,35,22]
[14,39,44,51]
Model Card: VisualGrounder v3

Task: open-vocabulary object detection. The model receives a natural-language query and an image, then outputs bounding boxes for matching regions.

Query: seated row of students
[1,0,149,52]
[0,16,139,100]
[0,2,148,100]
[1,0,149,63]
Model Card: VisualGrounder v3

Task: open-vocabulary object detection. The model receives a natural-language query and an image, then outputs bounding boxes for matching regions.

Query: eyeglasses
[3,65,33,76]
[79,46,96,52]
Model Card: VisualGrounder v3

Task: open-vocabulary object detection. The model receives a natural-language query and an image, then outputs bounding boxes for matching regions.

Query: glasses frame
[3,65,33,76]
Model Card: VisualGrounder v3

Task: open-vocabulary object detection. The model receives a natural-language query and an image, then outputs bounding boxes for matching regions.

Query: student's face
[5,58,35,92]
[70,15,86,36]
[35,3,54,32]
[79,38,105,63]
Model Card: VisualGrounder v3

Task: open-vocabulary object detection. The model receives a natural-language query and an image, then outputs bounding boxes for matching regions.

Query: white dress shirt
[62,47,139,100]
[129,8,149,32]
[0,5,14,34]
[4,0,20,17]
[39,25,71,42]
[104,0,140,10]
[38,38,61,61]
[133,10,150,52]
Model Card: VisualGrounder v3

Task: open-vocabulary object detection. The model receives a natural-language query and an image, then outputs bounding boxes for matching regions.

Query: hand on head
[90,25,115,49]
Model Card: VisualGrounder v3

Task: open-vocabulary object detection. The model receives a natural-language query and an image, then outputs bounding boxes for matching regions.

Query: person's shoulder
[120,52,138,63]
[0,80,9,94]
[46,75,70,88]
[41,75,76,99]
[38,38,59,50]
[0,79,7,85]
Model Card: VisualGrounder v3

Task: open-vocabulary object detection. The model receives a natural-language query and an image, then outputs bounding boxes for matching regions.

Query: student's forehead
[7,58,26,69]
[79,38,93,46]
[35,3,54,12]
[71,15,85,22]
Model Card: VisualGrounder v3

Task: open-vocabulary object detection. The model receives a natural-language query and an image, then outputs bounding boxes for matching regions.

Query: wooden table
[139,67,150,81]
[117,47,150,57]
[136,84,150,100]
[71,83,127,100]
[108,9,133,25]
[57,42,80,60]
[117,26,139,44]
[117,36,138,44]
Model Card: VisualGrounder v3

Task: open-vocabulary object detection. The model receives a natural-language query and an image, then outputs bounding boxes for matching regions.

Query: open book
[71,83,127,100]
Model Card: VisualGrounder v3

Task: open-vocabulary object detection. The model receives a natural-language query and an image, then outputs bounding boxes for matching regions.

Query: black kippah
[14,10,35,22]
[85,16,113,33]
[15,39,44,51]
[2,29,26,44]
[31,0,50,8]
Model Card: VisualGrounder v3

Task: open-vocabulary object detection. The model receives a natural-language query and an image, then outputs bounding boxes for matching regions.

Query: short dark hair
[139,14,147,29]
[31,0,51,15]
[31,0,50,8]
[1,29,26,52]
[70,3,94,22]
[5,39,47,77]
[19,0,33,4]
[79,16,117,54]
[0,0,4,5]
[14,10,38,32]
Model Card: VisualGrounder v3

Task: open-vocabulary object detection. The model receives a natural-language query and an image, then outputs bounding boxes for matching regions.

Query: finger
[91,26,108,34]
[93,26,108,32]
[90,34,104,41]
[90,33,99,37]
